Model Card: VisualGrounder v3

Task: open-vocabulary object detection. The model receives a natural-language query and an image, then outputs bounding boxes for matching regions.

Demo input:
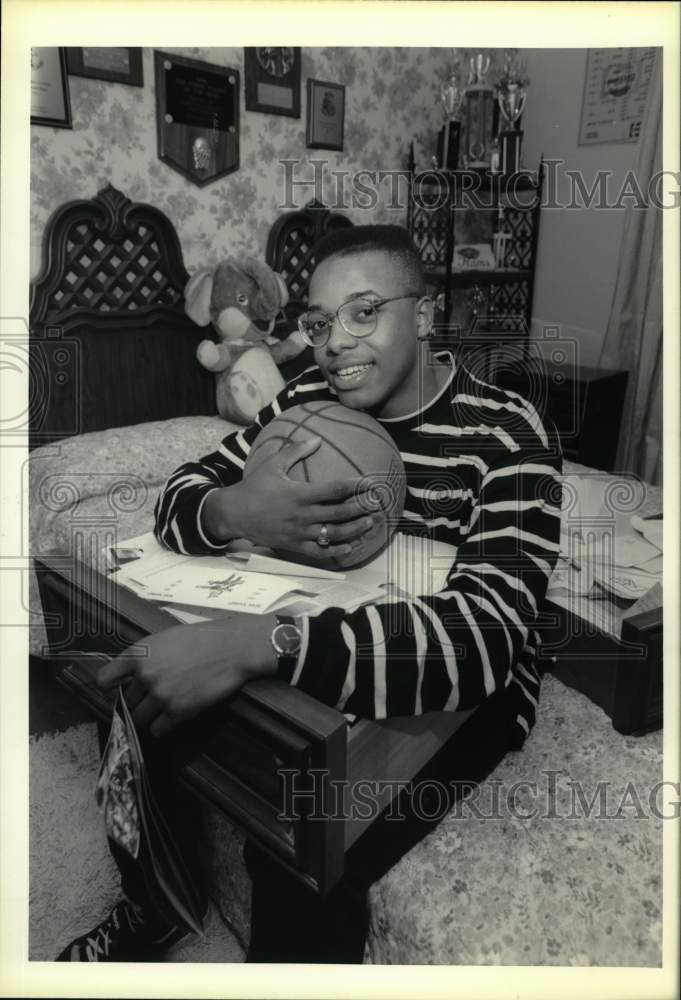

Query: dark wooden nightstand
[498,362,629,472]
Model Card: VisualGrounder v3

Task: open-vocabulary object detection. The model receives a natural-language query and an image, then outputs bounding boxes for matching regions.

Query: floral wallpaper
[30,47,453,279]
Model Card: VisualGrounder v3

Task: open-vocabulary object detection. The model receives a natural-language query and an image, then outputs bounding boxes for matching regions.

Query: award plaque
[154,51,239,186]
[245,47,301,117]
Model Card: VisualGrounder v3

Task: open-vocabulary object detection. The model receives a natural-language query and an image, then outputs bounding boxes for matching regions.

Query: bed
[28,185,351,654]
[29,186,663,965]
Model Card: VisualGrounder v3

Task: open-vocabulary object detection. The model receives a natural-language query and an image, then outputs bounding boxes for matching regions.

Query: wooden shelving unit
[408,161,544,349]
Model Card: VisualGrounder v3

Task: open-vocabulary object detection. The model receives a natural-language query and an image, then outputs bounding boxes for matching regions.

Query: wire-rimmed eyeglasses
[297,293,422,348]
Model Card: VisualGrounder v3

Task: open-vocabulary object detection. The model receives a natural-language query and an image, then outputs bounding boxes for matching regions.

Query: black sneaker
[55,899,191,962]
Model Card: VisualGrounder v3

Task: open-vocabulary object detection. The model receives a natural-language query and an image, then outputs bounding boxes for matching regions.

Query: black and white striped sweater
[154,357,562,748]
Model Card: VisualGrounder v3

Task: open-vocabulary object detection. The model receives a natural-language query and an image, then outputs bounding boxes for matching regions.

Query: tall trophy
[439,70,464,170]
[497,55,528,174]
[462,52,495,169]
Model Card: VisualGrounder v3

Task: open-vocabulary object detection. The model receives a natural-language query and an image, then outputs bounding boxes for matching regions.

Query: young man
[58,225,562,963]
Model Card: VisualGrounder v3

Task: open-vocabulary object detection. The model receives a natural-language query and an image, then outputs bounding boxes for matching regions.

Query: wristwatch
[271,615,302,673]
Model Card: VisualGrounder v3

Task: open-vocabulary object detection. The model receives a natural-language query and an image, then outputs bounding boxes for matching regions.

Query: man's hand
[98,615,279,737]
[203,436,385,566]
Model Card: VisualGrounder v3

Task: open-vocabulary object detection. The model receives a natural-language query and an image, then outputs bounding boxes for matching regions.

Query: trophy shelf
[424,267,533,285]
[413,168,541,195]
[408,158,545,351]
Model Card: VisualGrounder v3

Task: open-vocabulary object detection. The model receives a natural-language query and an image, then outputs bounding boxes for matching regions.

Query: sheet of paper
[232,551,345,581]
[547,590,627,639]
[559,473,611,525]
[547,557,595,597]
[621,581,663,617]
[631,513,663,552]
[128,563,303,614]
[105,532,346,589]
[637,553,663,576]
[108,534,383,615]
[591,532,662,568]
[160,606,212,624]
[106,530,481,616]
[346,533,458,597]
[107,530,458,598]
[592,565,661,601]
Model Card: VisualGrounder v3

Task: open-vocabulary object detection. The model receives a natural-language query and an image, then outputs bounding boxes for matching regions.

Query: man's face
[309,251,426,419]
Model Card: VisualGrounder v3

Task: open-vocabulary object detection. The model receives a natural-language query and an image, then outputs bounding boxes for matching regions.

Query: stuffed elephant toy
[184,256,307,424]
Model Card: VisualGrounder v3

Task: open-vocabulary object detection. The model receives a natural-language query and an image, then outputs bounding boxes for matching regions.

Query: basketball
[243,401,406,568]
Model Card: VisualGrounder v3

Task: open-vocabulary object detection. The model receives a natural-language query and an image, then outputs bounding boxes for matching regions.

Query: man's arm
[277,446,562,724]
[142,366,561,737]
[109,437,561,738]
[154,369,379,562]
[155,367,326,553]
[154,419,264,554]
[98,613,280,737]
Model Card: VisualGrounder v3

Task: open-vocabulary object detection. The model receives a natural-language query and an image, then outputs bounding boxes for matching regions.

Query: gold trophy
[496,53,528,174]
[468,53,491,86]
[498,81,526,130]
[441,72,465,120]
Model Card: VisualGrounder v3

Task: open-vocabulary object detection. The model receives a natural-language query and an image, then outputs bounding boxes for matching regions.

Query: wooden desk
[35,553,662,895]
[35,554,472,895]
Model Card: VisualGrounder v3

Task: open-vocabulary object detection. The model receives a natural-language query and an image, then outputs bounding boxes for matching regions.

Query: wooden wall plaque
[154,50,239,186]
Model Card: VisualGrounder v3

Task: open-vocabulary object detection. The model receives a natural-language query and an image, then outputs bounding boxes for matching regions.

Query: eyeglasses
[297,293,422,348]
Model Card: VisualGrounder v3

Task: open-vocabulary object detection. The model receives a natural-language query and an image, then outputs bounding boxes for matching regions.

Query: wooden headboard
[29,185,351,448]
[266,198,353,307]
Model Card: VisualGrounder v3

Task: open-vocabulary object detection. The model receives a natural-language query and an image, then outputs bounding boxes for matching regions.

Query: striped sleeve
[277,437,563,742]
[154,366,331,553]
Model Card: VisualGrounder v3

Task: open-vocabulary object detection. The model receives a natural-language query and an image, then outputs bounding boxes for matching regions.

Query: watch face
[256,47,295,78]
[272,622,302,657]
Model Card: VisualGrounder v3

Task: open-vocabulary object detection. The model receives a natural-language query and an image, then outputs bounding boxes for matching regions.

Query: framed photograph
[244,47,301,117]
[306,78,345,151]
[65,47,144,87]
[31,48,72,129]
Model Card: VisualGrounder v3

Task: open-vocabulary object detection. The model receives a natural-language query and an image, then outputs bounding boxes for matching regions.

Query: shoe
[55,899,191,962]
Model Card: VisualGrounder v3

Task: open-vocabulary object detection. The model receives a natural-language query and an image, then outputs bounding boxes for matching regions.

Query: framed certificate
[66,48,144,87]
[306,79,345,152]
[31,48,72,129]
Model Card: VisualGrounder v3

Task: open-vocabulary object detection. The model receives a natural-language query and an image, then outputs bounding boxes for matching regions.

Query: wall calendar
[579,48,658,146]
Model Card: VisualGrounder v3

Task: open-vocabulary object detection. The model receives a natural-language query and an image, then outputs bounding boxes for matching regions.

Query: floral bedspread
[28,414,232,656]
[365,673,663,965]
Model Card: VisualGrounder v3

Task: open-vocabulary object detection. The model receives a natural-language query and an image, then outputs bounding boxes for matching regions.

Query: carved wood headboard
[29,184,215,448]
[266,198,353,311]
[29,186,351,448]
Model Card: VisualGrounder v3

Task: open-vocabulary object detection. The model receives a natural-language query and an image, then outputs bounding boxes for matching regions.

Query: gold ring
[316,524,330,548]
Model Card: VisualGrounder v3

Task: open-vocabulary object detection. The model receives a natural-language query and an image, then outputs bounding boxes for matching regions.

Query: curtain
[598,53,663,485]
